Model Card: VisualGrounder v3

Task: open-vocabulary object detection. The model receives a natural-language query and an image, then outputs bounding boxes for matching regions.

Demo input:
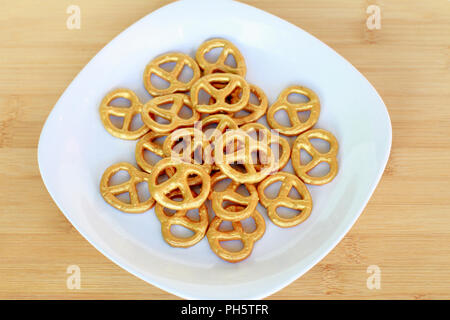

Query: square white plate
[38,0,391,299]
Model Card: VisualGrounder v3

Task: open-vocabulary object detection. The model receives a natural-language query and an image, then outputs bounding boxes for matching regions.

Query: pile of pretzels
[99,39,339,263]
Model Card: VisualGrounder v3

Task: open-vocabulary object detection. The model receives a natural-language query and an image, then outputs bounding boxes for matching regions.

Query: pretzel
[214,130,276,184]
[195,38,246,76]
[99,89,149,140]
[240,123,291,172]
[257,172,312,228]
[267,86,320,136]
[208,172,259,221]
[291,129,339,185]
[141,94,200,133]
[206,205,265,263]
[162,127,213,174]
[190,73,250,113]
[155,190,209,248]
[148,158,211,210]
[143,52,201,96]
[100,162,155,213]
[198,114,238,143]
[226,84,268,125]
[135,131,167,173]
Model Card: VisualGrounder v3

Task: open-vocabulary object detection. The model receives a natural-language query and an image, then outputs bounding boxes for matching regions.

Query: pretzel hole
[143,149,163,167]
[163,207,177,216]
[109,115,124,129]
[288,187,303,200]
[155,102,174,110]
[249,90,262,105]
[108,97,131,108]
[263,181,282,199]
[219,240,244,252]
[307,162,330,177]
[300,149,313,165]
[276,206,300,219]
[287,92,310,104]
[274,110,293,127]
[269,143,284,161]
[296,110,311,123]
[212,177,232,192]
[204,47,223,63]
[236,184,251,196]
[240,216,257,233]
[224,54,237,68]
[186,208,200,222]
[115,192,131,204]
[169,188,185,202]
[170,225,195,238]
[309,138,330,153]
[110,170,131,185]
[221,200,241,210]
[177,65,194,83]
[159,61,176,72]
[226,87,242,104]
[153,114,171,125]
[218,220,233,231]
[230,162,247,173]
[150,73,170,89]
[129,113,144,131]
[156,170,171,184]
[177,104,194,119]
[198,88,214,104]
[136,181,151,202]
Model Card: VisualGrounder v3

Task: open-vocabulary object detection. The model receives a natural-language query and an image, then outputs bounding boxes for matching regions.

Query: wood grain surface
[1,0,449,299]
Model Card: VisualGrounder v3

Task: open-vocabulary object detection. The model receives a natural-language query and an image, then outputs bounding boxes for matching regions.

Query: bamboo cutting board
[0,0,449,299]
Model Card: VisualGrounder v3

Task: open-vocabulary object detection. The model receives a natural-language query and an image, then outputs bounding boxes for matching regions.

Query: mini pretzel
[267,86,320,136]
[206,205,265,263]
[227,84,268,125]
[162,127,213,173]
[208,172,259,221]
[240,123,291,172]
[190,73,250,113]
[198,114,238,143]
[100,162,155,213]
[195,38,246,76]
[99,89,149,140]
[214,130,276,184]
[257,172,312,228]
[141,94,200,133]
[155,190,209,248]
[143,52,201,96]
[135,131,167,173]
[148,158,210,210]
[291,129,339,185]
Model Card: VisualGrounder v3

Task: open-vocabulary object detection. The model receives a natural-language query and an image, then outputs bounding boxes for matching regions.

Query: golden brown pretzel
[162,127,213,173]
[240,123,291,172]
[99,89,149,140]
[267,86,320,136]
[190,73,250,114]
[195,38,246,76]
[199,114,238,143]
[214,130,276,184]
[148,158,210,210]
[227,84,268,125]
[100,162,155,213]
[206,205,265,263]
[155,190,209,248]
[257,172,312,228]
[135,131,167,173]
[291,129,339,185]
[143,52,201,96]
[208,172,259,221]
[141,94,200,133]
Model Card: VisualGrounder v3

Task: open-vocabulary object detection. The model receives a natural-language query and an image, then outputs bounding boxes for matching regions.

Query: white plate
[38,0,392,299]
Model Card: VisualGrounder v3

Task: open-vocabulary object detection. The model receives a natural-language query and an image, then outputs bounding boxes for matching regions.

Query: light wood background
[1,0,449,299]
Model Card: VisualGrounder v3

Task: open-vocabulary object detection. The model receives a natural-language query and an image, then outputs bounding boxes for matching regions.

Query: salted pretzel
[162,127,213,173]
[99,89,149,140]
[195,38,246,76]
[227,84,268,125]
[208,172,259,221]
[100,162,155,213]
[240,123,291,172]
[148,158,210,210]
[258,172,312,228]
[206,205,265,263]
[143,52,201,96]
[155,190,209,248]
[267,86,320,136]
[190,73,250,114]
[141,94,200,133]
[291,129,339,185]
[214,130,276,184]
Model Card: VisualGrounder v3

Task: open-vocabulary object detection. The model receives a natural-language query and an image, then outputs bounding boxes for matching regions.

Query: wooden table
[1,0,449,299]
